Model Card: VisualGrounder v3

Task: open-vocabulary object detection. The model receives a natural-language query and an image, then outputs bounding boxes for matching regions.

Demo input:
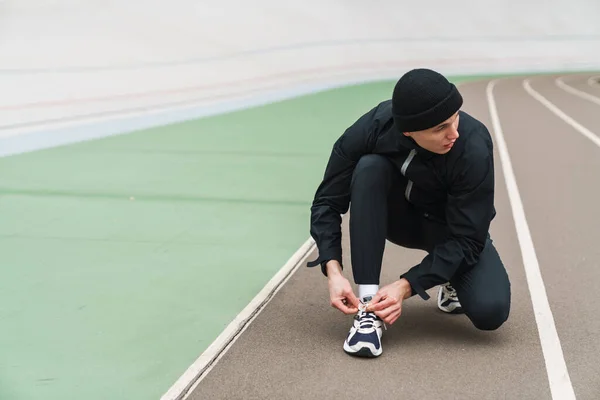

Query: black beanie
[392,68,463,132]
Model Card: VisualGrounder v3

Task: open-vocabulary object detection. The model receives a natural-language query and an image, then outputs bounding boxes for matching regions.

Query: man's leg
[450,238,511,330]
[343,154,417,357]
[348,154,394,287]
[349,154,425,287]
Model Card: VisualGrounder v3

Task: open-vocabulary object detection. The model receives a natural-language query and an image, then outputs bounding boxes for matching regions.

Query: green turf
[0,79,405,399]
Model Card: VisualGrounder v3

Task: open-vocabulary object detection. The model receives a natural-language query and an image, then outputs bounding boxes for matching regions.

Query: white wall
[1,0,599,137]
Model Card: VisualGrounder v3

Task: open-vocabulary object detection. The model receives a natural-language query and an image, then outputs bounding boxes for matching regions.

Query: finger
[389,313,401,325]
[368,297,395,312]
[375,304,399,320]
[386,309,403,325]
[332,299,353,314]
[331,299,358,315]
[370,292,384,304]
[375,301,402,318]
[345,291,361,309]
[341,297,360,312]
[387,313,401,325]
[382,308,401,324]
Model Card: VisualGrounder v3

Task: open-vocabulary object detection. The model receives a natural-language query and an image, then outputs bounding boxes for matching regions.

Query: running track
[181,73,600,400]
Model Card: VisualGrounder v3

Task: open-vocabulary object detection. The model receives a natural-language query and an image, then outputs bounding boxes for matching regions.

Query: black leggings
[349,154,511,330]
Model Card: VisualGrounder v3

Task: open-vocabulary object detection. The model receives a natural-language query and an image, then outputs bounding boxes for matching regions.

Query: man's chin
[439,145,454,154]
[430,147,452,155]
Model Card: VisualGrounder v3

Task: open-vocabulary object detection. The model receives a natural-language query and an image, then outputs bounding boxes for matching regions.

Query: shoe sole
[343,341,382,358]
[438,306,465,314]
[344,347,379,358]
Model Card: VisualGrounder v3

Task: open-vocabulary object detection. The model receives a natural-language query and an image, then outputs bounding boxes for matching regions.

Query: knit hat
[392,68,463,132]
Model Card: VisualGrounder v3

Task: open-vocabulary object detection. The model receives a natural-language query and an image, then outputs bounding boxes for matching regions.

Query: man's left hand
[367,278,412,325]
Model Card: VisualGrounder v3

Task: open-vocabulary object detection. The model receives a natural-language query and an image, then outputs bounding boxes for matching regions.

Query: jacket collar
[393,122,438,160]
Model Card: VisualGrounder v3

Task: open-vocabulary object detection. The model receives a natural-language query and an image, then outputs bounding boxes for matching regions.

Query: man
[307,68,511,358]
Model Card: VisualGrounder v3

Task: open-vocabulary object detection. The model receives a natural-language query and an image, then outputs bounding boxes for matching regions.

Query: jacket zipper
[401,149,416,201]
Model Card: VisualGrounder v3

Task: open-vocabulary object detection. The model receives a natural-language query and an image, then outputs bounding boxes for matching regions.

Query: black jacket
[307,100,496,300]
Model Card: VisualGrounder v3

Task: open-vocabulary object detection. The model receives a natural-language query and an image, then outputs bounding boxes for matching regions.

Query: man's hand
[367,278,412,325]
[326,261,360,314]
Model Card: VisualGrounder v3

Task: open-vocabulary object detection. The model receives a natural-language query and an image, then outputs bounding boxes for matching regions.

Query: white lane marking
[524,78,600,148]
[161,238,316,400]
[587,75,600,87]
[556,76,600,106]
[486,80,576,400]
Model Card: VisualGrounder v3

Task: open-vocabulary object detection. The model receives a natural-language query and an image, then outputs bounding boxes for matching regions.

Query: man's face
[403,112,460,154]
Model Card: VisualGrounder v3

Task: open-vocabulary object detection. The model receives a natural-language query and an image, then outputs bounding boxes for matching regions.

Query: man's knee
[468,298,510,331]
[351,154,392,191]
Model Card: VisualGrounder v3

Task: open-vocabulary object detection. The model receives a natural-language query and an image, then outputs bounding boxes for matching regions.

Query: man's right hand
[326,261,360,314]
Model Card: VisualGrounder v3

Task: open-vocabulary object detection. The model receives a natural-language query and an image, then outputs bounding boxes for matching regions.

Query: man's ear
[402,131,412,137]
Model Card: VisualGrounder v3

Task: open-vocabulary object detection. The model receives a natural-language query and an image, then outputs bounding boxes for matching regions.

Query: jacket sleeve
[400,144,495,299]
[306,107,380,276]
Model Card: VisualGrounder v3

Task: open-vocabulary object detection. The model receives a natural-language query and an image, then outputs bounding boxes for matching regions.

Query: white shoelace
[356,305,387,331]
[357,311,377,329]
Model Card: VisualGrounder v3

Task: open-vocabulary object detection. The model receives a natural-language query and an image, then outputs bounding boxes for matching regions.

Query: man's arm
[400,142,495,299]
[307,105,382,275]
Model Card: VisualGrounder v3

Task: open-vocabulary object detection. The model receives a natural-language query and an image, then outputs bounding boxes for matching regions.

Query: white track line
[587,75,599,87]
[524,79,600,148]
[486,80,575,400]
[161,238,315,400]
[556,76,600,106]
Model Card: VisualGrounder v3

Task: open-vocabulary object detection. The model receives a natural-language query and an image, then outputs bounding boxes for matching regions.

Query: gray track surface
[187,74,600,400]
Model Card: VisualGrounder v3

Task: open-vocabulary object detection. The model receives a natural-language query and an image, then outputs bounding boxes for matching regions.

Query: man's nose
[447,128,459,140]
